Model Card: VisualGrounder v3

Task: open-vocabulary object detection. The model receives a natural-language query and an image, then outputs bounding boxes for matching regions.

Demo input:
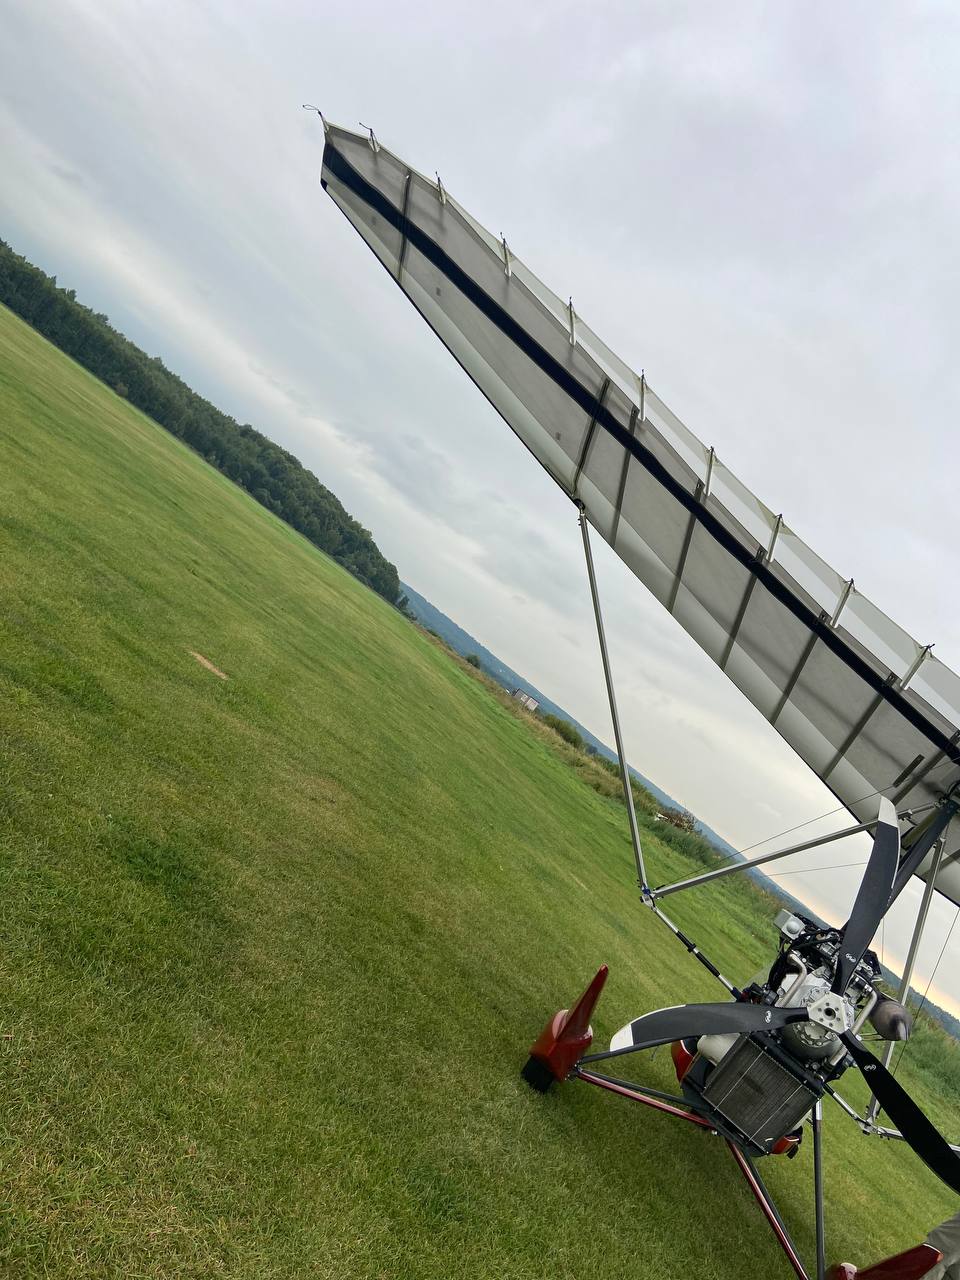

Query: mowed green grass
[0,303,957,1279]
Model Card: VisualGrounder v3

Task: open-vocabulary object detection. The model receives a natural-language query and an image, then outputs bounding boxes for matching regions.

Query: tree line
[0,239,401,605]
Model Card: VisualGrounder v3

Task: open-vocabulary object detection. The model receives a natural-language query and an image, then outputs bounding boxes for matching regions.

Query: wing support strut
[577,510,744,992]
[651,813,919,901]
[578,506,649,896]
[888,792,959,907]
[865,831,948,1125]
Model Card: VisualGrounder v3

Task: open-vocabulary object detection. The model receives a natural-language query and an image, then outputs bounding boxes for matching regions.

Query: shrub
[660,807,698,834]
[541,714,584,750]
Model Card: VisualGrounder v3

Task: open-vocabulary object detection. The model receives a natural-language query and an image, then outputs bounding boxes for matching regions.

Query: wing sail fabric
[320,124,960,905]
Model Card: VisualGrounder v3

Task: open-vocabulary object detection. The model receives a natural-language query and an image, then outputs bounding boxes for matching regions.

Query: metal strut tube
[812,1100,826,1280]
[579,503,738,995]
[577,506,648,893]
[865,835,947,1125]
[653,816,896,900]
[649,902,740,995]
[871,1124,960,1155]
[823,1083,869,1128]
[888,800,957,907]
[581,1072,814,1279]
[575,1069,714,1126]
[727,1141,809,1280]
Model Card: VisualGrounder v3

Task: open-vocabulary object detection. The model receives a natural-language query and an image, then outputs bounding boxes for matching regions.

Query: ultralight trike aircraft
[310,112,960,1280]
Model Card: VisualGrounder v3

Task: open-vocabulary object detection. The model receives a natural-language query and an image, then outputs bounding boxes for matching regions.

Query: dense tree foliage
[0,239,401,604]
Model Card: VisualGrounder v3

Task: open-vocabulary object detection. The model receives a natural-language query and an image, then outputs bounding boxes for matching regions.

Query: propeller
[831,796,900,997]
[611,803,960,1193]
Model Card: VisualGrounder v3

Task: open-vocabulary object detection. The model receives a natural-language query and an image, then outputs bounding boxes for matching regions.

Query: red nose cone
[523,965,609,1088]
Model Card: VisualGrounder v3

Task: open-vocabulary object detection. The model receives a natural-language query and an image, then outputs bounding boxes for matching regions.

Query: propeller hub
[806,993,852,1034]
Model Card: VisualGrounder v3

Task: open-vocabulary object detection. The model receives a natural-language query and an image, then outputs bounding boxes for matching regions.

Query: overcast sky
[3,0,960,1014]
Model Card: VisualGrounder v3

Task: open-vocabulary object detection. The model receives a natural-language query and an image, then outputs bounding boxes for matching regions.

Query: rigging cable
[890,904,960,1080]
[771,859,868,877]
[738,782,898,855]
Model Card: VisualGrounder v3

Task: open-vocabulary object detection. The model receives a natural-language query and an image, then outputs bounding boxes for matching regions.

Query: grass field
[1,301,958,1278]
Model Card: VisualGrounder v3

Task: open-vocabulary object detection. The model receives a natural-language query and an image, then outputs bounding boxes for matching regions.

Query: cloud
[47,161,87,188]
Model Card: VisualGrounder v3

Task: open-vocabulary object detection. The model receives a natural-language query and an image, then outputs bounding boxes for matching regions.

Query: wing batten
[320,126,960,901]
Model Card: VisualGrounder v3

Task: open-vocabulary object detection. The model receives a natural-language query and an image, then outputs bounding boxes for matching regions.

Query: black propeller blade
[615,1001,808,1053]
[841,1031,960,1194]
[831,797,900,997]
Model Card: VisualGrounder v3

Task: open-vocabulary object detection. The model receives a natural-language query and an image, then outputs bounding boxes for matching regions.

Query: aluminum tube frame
[812,1100,826,1280]
[872,1124,960,1155]
[575,899,739,1029]
[824,1082,871,1128]
[892,833,945,1003]
[573,1068,714,1126]
[865,836,946,1125]
[649,902,740,995]
[653,817,883,900]
[726,1140,810,1280]
[888,799,957,908]
[824,1062,960,1152]
[576,1071,813,1279]
[577,506,649,894]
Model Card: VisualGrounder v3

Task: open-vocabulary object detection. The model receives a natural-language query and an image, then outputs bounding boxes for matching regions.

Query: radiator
[701,1037,819,1150]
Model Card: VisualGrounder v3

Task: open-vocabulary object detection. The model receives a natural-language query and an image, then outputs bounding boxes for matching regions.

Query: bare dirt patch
[188,650,228,680]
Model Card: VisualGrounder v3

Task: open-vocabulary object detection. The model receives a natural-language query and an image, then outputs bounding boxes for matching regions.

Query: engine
[676,908,911,1156]
[765,908,881,1055]
[769,911,865,1061]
